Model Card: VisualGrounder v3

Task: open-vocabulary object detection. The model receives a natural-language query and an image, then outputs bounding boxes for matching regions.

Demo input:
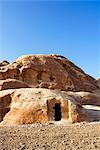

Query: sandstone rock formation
[0,79,30,90]
[0,88,87,125]
[0,54,99,125]
[97,78,100,88]
[0,54,98,92]
[0,60,9,67]
[66,90,100,106]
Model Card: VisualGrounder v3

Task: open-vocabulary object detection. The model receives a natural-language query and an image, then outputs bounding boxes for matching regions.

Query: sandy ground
[0,122,100,150]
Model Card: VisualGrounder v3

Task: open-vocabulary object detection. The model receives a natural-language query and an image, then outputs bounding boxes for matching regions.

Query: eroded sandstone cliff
[0,54,99,125]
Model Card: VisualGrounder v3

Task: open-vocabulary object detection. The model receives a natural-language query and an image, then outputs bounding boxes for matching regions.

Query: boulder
[0,54,98,92]
[0,88,88,125]
[0,79,30,91]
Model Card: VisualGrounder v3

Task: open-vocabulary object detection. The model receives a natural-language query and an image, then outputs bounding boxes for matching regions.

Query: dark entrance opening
[53,103,62,121]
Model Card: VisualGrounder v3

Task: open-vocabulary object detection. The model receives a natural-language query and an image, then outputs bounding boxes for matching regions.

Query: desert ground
[0,121,100,150]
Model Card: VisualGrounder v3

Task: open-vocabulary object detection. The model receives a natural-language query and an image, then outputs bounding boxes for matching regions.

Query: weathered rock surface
[0,88,87,125]
[0,54,99,125]
[97,78,100,88]
[0,60,9,67]
[66,90,100,106]
[0,79,30,90]
[0,54,98,92]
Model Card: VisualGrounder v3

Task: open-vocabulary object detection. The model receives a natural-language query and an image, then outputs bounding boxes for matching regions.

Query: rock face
[0,60,9,67]
[0,88,87,125]
[0,54,98,92]
[0,54,99,125]
[97,78,100,88]
[66,90,100,106]
[0,79,30,90]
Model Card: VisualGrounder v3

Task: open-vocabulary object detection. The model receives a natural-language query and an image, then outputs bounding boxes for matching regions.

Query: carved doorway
[53,103,62,121]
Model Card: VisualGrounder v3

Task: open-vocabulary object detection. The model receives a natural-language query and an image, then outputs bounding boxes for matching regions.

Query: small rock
[71,140,74,143]
[82,140,85,143]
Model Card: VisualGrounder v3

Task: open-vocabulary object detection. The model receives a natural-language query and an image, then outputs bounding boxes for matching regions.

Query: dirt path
[0,122,100,150]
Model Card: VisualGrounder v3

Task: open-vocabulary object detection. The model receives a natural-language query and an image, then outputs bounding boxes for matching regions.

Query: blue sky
[0,1,100,78]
